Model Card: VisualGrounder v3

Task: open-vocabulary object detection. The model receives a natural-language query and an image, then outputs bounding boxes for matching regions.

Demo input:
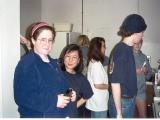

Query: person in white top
[85,37,109,118]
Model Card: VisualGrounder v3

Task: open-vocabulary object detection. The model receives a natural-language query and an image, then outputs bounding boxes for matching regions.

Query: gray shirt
[133,50,152,99]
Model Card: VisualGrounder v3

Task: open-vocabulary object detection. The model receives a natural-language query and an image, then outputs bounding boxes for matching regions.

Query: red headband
[31,22,49,36]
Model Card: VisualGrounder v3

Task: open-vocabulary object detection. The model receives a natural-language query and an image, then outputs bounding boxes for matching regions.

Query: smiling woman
[59,44,93,117]
[14,22,77,118]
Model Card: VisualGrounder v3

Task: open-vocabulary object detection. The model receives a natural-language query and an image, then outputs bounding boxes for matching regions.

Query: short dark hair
[87,37,105,65]
[118,14,147,38]
[59,44,84,73]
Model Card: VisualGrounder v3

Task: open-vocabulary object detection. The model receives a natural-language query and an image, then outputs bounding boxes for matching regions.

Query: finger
[64,99,70,104]
[59,105,65,108]
[63,96,70,100]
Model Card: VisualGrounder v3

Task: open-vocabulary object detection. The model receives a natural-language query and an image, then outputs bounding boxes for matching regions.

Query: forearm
[111,83,122,117]
[20,35,31,50]
[94,84,109,89]
[77,98,87,108]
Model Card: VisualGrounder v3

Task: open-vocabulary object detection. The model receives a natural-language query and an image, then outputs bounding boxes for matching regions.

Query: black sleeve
[110,49,126,83]
[79,74,93,99]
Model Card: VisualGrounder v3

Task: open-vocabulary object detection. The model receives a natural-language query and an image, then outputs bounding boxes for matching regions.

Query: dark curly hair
[59,44,84,73]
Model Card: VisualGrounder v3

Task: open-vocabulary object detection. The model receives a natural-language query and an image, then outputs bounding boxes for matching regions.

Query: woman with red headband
[14,22,76,118]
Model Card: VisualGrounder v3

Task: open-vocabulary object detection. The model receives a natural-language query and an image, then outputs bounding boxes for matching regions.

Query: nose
[44,39,52,46]
[69,57,73,62]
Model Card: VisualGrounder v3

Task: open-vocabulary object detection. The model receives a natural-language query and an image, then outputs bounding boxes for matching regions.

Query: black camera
[64,88,73,97]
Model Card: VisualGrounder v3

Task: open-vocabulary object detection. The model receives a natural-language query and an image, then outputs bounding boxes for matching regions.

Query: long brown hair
[87,37,105,65]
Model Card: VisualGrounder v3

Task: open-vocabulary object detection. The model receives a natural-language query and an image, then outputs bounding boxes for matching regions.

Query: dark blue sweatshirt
[14,50,71,118]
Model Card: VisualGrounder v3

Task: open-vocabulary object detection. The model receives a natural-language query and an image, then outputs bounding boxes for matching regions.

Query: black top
[109,42,137,97]
[64,71,93,117]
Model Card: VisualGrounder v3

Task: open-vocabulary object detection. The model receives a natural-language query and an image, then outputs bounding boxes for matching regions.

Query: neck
[34,50,49,62]
[133,49,139,53]
[66,69,76,74]
[123,36,134,46]
[40,55,49,62]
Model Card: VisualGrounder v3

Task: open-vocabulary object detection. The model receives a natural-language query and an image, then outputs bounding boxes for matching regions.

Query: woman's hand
[136,67,148,75]
[70,90,76,102]
[20,35,31,50]
[57,94,70,108]
[20,35,28,44]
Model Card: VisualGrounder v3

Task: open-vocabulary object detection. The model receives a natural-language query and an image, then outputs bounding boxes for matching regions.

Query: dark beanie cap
[120,14,147,33]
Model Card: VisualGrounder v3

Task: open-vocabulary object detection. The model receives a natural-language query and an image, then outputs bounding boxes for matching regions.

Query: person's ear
[77,58,80,64]
[31,37,36,45]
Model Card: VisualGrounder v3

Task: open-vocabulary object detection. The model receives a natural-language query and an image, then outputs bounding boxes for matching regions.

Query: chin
[42,51,50,56]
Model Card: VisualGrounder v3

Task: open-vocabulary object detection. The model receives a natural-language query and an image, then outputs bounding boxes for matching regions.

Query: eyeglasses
[65,55,79,62]
[37,38,54,44]
[102,45,106,49]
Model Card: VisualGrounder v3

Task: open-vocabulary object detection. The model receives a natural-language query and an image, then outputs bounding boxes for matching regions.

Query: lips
[43,47,50,51]
[67,63,73,66]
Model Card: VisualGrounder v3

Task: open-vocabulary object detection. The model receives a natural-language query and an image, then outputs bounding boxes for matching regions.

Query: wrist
[117,113,122,118]
[117,110,122,117]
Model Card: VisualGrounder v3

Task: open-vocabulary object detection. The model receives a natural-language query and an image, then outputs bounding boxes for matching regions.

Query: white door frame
[0,0,20,117]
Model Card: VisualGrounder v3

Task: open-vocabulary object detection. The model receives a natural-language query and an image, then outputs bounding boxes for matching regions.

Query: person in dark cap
[108,14,147,118]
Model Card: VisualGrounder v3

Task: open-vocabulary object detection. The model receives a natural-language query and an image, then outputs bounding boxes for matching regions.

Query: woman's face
[101,41,106,56]
[32,30,53,56]
[64,50,80,73]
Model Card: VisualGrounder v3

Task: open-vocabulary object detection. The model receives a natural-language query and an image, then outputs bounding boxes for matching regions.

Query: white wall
[20,0,41,56]
[20,0,41,35]
[0,0,20,117]
[41,0,82,32]
[139,0,160,68]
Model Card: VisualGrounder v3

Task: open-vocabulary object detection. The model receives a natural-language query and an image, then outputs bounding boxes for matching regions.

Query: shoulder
[141,52,147,59]
[137,51,148,61]
[81,46,88,51]
[76,73,89,84]
[74,72,85,79]
[50,58,59,65]
[15,51,37,74]
[88,60,104,73]
[88,60,103,71]
[111,42,132,60]
[89,60,102,66]
[19,51,36,66]
[113,42,125,51]
[111,42,127,55]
